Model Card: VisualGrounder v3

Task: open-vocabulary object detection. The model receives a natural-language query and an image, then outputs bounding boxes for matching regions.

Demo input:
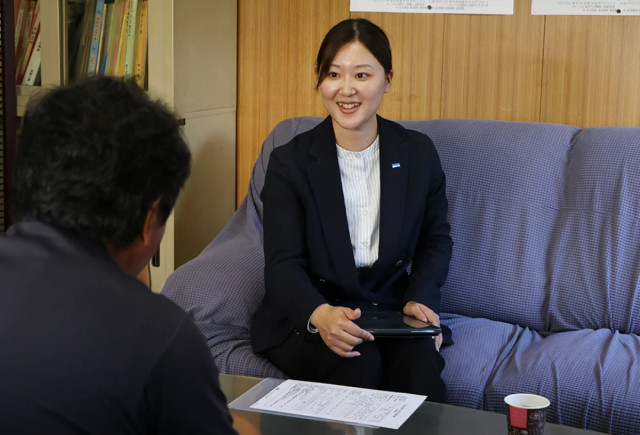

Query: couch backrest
[547,127,640,335]
[401,120,581,332]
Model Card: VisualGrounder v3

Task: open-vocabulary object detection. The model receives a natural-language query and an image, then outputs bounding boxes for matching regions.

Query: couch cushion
[483,329,640,434]
[162,117,322,377]
[400,120,580,332]
[547,127,640,335]
[440,313,522,409]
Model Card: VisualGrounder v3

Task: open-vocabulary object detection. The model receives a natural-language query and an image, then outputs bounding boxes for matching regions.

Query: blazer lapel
[307,118,360,292]
[378,117,409,266]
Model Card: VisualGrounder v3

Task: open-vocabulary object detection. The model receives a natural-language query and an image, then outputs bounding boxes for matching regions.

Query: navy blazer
[251,116,453,353]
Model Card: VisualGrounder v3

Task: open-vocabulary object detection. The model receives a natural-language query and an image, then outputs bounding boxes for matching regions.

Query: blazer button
[371,301,379,306]
[318,278,326,283]
[395,260,404,267]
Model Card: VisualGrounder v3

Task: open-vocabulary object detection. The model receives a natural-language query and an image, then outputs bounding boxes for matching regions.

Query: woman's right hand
[309,304,374,357]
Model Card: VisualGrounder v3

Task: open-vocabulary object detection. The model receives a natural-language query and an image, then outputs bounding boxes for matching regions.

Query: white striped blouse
[336,136,381,268]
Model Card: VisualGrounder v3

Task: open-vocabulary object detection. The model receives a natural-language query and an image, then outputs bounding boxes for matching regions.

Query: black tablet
[354,311,442,337]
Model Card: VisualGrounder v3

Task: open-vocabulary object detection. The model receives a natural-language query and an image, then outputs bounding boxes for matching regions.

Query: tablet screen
[354,311,442,337]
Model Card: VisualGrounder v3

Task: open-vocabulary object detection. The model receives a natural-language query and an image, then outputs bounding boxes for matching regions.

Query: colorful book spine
[97,0,117,76]
[16,0,39,84]
[105,0,126,76]
[15,0,36,81]
[134,0,148,87]
[14,0,28,49]
[123,0,139,78]
[73,0,97,80]
[22,29,41,86]
[87,0,106,75]
[115,0,131,77]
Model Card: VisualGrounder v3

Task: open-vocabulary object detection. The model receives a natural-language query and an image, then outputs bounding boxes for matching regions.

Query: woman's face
[318,41,392,140]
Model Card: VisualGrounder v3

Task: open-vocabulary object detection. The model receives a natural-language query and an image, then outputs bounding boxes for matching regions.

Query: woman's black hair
[315,18,392,89]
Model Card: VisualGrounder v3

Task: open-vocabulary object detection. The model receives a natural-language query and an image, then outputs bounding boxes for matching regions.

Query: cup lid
[504,393,550,409]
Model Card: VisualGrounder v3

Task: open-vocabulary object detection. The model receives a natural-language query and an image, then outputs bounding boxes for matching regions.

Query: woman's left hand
[403,301,443,351]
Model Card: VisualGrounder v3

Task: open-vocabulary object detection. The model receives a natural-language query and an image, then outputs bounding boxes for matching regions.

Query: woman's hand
[403,301,443,351]
[310,304,374,357]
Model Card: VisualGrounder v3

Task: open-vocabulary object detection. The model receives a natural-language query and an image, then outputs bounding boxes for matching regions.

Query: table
[219,374,608,434]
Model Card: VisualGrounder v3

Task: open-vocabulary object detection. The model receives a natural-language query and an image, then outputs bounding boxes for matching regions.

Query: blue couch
[162,117,640,434]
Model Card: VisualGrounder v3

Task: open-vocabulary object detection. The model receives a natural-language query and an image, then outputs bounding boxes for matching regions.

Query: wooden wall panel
[541,16,640,127]
[236,0,348,200]
[441,0,545,121]
[351,13,445,120]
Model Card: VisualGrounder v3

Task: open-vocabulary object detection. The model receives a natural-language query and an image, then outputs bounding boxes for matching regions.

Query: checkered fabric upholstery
[162,118,640,433]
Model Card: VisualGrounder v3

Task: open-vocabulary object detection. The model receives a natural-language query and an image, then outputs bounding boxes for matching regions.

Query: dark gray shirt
[0,221,236,434]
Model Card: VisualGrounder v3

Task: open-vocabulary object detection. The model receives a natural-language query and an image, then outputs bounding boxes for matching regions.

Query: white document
[350,0,514,15]
[532,0,640,15]
[250,379,426,430]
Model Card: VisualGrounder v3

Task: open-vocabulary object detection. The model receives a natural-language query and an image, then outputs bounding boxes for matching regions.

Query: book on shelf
[16,5,39,85]
[122,0,139,78]
[86,0,106,75]
[71,0,97,81]
[97,0,117,75]
[14,0,37,83]
[104,0,126,76]
[115,0,131,77]
[134,0,148,88]
[13,0,29,49]
[21,29,41,86]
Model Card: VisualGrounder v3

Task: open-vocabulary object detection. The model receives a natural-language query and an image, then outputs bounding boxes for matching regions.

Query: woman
[251,18,452,401]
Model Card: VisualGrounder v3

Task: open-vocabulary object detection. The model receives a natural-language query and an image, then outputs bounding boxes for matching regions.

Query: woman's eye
[328,72,339,78]
[356,73,368,79]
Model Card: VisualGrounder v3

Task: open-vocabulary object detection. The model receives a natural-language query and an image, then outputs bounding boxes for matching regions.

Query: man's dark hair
[13,76,191,249]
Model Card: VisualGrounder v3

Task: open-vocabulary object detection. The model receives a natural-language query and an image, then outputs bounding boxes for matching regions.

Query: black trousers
[265,329,446,402]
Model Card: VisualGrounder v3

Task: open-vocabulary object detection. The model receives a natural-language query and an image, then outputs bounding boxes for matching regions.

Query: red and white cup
[504,393,550,435]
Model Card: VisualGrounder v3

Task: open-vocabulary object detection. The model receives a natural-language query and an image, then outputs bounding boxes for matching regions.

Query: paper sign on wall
[532,0,640,15]
[350,0,514,15]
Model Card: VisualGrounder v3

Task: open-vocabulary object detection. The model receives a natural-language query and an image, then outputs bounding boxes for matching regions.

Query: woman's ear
[385,70,394,92]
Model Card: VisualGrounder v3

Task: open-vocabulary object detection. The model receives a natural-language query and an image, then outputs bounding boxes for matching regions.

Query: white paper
[350,0,514,15]
[532,0,640,15]
[249,379,426,430]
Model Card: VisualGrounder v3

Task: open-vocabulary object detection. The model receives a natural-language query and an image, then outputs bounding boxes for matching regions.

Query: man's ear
[141,198,163,246]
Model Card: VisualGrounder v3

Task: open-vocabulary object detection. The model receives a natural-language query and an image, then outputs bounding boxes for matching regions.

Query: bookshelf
[7,0,238,291]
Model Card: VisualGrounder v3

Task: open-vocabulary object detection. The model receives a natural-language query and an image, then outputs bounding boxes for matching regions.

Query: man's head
[13,76,190,272]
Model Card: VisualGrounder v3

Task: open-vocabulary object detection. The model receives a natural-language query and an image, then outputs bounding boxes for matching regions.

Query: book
[122,0,139,78]
[97,0,118,75]
[14,0,36,81]
[103,0,125,76]
[86,0,106,75]
[21,28,41,85]
[71,0,97,81]
[95,3,109,73]
[16,0,39,84]
[134,0,148,87]
[13,0,29,49]
[114,0,131,77]
[65,0,87,81]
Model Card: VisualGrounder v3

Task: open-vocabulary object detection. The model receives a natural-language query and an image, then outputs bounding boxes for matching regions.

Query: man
[0,76,236,434]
